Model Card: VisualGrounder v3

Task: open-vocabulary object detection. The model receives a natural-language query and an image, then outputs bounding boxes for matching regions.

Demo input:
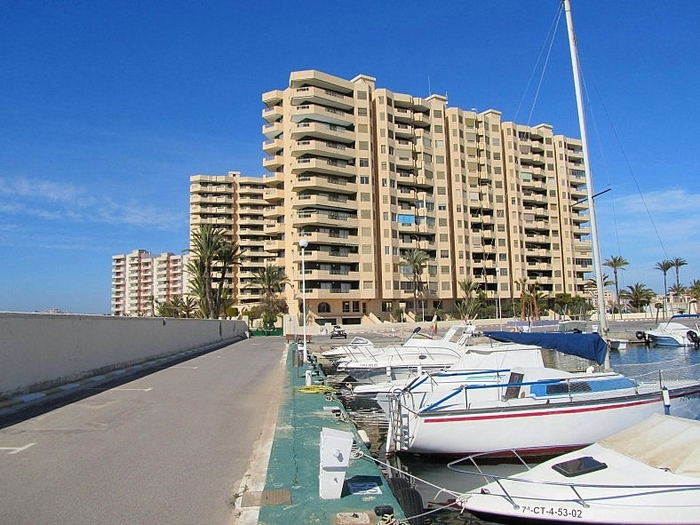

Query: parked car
[329,325,347,339]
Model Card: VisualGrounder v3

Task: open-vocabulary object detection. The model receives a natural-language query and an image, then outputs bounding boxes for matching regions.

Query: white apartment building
[111,249,188,316]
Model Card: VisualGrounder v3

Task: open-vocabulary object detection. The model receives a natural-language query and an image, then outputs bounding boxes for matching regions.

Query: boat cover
[483,331,608,365]
[599,414,700,478]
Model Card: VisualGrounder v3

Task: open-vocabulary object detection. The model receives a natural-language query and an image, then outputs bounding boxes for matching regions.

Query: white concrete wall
[0,313,248,397]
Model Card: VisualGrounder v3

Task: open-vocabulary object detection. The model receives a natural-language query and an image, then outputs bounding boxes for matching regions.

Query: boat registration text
[520,505,583,519]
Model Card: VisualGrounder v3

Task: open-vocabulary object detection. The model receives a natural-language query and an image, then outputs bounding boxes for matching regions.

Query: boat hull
[394,383,700,456]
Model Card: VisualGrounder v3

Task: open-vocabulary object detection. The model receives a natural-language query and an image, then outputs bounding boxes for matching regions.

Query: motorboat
[321,322,476,362]
[328,324,478,384]
[456,414,700,525]
[636,314,700,347]
[350,338,548,413]
[386,332,700,457]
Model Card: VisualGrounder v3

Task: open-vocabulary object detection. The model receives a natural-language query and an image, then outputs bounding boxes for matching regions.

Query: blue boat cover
[483,331,608,365]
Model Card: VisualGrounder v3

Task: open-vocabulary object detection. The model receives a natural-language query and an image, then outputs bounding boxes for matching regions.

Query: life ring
[635,330,646,341]
[687,330,700,345]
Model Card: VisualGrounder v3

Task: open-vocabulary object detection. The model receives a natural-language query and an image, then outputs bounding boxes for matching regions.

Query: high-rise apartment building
[257,70,592,325]
[189,172,273,309]
[111,250,188,316]
[186,70,592,324]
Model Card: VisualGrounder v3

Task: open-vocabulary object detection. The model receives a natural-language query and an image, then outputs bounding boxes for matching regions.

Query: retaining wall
[0,313,247,398]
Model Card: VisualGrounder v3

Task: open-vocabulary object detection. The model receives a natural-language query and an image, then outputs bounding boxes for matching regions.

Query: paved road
[0,337,286,525]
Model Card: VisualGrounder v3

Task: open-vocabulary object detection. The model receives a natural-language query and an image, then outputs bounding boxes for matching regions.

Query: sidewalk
[232,344,406,524]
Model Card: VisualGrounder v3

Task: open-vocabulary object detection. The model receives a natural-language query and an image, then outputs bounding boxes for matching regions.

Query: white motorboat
[350,338,548,413]
[330,324,478,384]
[386,332,700,457]
[636,314,700,347]
[322,322,476,361]
[457,414,700,525]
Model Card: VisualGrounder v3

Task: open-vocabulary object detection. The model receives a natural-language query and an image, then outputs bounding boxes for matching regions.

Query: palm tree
[248,265,290,324]
[619,283,656,313]
[688,279,700,314]
[670,257,688,288]
[186,225,242,319]
[603,256,629,319]
[654,259,674,319]
[455,278,482,321]
[400,248,430,320]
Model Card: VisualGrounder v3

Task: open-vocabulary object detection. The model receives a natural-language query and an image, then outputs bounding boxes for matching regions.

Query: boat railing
[415,373,639,413]
[448,450,700,510]
[616,360,700,388]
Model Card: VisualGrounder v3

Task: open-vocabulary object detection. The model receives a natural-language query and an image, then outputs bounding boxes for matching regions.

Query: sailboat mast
[563,0,608,334]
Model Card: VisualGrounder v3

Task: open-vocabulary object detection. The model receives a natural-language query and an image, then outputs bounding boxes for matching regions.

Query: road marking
[111,388,153,392]
[171,366,199,369]
[1,443,36,455]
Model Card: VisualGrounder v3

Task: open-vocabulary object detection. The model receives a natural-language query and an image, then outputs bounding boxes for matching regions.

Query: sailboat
[384,0,700,458]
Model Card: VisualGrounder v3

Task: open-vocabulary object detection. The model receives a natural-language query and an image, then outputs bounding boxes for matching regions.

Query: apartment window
[441,265,450,274]
[363,281,373,289]
[357,107,368,116]
[440,250,449,258]
[357,91,367,100]
[342,302,350,313]
[359,141,369,150]
[360,158,369,167]
[358,123,368,132]
[360,176,369,184]
[352,301,360,313]
[361,192,371,202]
[318,302,331,313]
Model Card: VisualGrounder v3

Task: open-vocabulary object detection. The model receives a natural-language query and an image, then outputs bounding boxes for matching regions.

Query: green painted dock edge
[255,345,407,524]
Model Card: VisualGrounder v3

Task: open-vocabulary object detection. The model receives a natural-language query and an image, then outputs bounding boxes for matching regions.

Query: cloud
[0,176,184,231]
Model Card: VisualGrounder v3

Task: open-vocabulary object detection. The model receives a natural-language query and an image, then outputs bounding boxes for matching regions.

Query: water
[337,343,700,524]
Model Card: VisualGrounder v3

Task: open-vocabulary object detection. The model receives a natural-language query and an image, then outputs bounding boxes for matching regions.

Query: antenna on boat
[563,0,608,335]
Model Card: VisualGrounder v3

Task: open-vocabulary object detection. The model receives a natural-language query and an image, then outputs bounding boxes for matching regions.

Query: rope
[298,385,334,394]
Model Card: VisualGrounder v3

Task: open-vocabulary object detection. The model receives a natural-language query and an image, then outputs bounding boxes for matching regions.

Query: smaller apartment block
[111,250,188,316]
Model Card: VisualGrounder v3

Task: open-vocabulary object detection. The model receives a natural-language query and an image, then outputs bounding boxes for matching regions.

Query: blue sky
[1,1,699,314]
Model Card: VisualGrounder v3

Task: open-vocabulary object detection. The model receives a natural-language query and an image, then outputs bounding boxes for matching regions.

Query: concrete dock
[232,343,408,525]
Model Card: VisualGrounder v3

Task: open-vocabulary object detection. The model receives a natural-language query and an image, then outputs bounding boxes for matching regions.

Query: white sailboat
[384,0,700,459]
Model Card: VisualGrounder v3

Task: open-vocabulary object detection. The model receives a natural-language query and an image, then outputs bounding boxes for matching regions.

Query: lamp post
[495,267,502,331]
[299,238,309,363]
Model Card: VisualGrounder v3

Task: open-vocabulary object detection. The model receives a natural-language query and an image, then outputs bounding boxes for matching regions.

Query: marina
[316,325,700,524]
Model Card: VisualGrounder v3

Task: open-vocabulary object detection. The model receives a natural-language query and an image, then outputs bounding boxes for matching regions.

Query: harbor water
[335,342,700,524]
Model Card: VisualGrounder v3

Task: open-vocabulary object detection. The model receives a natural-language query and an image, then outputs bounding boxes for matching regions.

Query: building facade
[111,250,188,316]
[258,70,593,325]
[186,69,593,324]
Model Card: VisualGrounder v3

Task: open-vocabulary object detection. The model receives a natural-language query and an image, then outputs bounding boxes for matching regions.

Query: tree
[603,256,629,319]
[186,225,243,319]
[671,257,688,288]
[248,264,290,323]
[654,259,674,319]
[400,248,429,320]
[689,280,700,314]
[620,283,655,313]
[455,278,482,321]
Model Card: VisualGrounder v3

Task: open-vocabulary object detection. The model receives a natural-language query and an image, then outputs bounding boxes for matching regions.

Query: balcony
[292,193,357,211]
[290,121,353,143]
[263,188,285,202]
[308,230,359,246]
[262,105,283,123]
[292,139,355,161]
[263,155,284,171]
[291,157,355,177]
[262,138,284,155]
[290,85,354,111]
[293,210,358,229]
[264,239,283,252]
[290,104,354,127]
[262,121,283,139]
[262,89,283,106]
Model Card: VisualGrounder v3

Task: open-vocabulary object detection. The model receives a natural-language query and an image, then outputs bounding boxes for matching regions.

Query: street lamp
[299,238,309,363]
[495,267,502,331]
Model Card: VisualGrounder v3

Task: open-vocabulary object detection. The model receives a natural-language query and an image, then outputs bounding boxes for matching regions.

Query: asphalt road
[0,337,286,525]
